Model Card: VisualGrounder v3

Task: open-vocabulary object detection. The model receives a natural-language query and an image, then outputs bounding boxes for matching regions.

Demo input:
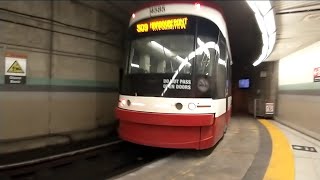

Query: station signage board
[4,53,27,84]
[265,103,274,115]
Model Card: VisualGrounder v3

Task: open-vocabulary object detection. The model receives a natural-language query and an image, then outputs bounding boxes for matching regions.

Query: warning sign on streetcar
[4,53,27,84]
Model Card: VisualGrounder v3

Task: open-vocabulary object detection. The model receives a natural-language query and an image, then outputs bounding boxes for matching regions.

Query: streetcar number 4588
[150,5,165,14]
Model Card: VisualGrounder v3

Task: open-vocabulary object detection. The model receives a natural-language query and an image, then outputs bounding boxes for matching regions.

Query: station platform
[111,116,320,180]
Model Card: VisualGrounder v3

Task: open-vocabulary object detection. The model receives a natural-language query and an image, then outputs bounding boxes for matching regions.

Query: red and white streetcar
[116,2,232,149]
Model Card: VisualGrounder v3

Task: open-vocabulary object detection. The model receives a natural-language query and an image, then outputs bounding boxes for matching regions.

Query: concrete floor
[273,121,320,180]
[2,116,318,179]
[111,116,320,180]
[112,116,271,180]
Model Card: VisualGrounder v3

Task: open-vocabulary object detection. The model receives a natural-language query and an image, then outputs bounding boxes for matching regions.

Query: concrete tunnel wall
[247,62,278,116]
[231,59,277,116]
[276,41,320,140]
[0,1,124,153]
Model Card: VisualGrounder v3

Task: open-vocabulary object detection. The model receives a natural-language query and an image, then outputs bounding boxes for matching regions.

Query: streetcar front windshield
[128,35,194,75]
[120,15,227,98]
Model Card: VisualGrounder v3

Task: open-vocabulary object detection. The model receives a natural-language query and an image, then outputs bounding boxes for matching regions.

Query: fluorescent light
[253,56,264,67]
[247,1,260,14]
[247,0,276,66]
[253,44,268,66]
[131,63,139,68]
[264,9,276,34]
[254,12,266,34]
[149,41,191,66]
[262,33,269,46]
[150,41,174,57]
[267,32,276,55]
[256,1,272,16]
[218,58,226,66]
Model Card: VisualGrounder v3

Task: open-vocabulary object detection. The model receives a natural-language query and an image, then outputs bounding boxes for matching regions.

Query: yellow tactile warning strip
[259,119,295,180]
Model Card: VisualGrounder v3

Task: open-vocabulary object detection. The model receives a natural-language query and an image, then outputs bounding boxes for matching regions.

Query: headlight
[175,103,183,110]
[119,99,126,107]
[188,103,197,110]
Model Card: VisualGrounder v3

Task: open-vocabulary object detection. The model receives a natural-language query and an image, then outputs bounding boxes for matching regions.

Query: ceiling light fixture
[247,1,276,66]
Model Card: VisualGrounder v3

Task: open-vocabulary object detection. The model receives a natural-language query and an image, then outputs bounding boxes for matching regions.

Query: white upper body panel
[119,95,228,116]
[129,3,230,49]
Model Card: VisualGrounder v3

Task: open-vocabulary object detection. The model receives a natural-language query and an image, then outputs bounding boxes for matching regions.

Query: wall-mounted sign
[260,71,267,77]
[137,17,188,33]
[314,67,320,82]
[265,103,274,115]
[4,53,27,84]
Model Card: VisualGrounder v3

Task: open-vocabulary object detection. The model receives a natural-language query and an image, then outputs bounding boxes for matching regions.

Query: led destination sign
[136,17,188,33]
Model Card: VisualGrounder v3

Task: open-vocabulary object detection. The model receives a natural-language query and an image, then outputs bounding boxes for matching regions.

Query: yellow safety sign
[7,60,24,73]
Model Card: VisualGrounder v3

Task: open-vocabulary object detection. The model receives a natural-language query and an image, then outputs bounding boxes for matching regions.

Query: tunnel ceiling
[267,1,320,61]
[79,0,320,65]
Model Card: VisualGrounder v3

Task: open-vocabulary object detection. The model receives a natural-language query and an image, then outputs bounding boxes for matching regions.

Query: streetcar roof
[129,2,232,62]
[129,2,227,35]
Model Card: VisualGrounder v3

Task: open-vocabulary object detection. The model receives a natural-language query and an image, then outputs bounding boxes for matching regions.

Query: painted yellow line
[259,119,295,180]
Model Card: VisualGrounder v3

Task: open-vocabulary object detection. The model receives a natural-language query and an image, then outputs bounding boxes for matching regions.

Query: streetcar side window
[216,33,228,98]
